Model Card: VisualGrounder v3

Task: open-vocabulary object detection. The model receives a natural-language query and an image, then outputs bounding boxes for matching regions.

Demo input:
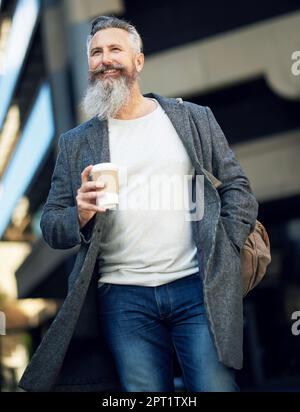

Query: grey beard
[81,75,133,120]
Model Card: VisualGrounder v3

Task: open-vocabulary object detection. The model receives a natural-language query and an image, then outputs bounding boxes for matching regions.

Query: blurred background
[0,0,300,392]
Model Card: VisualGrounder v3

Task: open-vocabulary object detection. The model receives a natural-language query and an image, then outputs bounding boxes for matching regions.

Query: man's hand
[76,165,106,229]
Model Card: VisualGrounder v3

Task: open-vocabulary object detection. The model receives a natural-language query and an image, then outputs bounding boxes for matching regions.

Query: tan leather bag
[241,220,271,296]
[203,169,271,296]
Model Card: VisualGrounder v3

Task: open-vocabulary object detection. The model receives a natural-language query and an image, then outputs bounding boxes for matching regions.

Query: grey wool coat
[18,93,258,392]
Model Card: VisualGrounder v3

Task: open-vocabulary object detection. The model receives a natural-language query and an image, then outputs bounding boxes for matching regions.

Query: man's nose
[102,51,113,65]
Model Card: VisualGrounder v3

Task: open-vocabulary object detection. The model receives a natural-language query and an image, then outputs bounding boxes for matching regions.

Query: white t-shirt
[97,99,199,286]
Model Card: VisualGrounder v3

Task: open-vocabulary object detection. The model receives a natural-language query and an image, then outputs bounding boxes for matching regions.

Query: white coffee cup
[90,163,119,209]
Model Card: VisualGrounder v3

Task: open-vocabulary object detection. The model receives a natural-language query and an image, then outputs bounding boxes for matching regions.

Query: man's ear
[135,52,144,72]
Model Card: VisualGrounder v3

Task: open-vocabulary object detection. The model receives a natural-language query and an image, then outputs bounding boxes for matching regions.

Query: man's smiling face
[82,27,145,119]
[88,28,143,85]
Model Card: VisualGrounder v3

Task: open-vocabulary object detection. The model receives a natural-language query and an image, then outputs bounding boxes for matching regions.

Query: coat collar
[86,93,201,173]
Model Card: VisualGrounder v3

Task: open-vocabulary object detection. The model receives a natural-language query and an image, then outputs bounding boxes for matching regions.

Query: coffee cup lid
[91,163,119,172]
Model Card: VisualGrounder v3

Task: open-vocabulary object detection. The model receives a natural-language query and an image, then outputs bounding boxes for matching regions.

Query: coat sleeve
[40,134,95,249]
[205,106,259,251]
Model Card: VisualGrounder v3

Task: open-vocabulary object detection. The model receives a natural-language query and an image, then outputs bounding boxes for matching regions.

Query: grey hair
[86,15,143,57]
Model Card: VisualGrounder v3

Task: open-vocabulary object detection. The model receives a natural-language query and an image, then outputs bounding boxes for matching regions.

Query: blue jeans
[97,272,239,392]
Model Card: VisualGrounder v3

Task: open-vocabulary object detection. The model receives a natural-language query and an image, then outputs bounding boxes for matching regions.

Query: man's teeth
[103,69,118,73]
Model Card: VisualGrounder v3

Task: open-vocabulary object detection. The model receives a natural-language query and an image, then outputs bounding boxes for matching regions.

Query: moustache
[90,64,125,76]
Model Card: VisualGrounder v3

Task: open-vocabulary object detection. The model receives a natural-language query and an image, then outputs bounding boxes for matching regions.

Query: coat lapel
[86,117,111,230]
[87,116,111,165]
[145,93,202,174]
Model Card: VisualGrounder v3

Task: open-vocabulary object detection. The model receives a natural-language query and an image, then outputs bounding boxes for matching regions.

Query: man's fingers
[81,165,94,184]
[79,181,105,193]
[77,191,99,201]
[77,202,99,212]
[78,202,106,213]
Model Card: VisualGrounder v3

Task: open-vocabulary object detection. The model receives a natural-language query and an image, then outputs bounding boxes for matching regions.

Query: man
[19,16,258,392]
